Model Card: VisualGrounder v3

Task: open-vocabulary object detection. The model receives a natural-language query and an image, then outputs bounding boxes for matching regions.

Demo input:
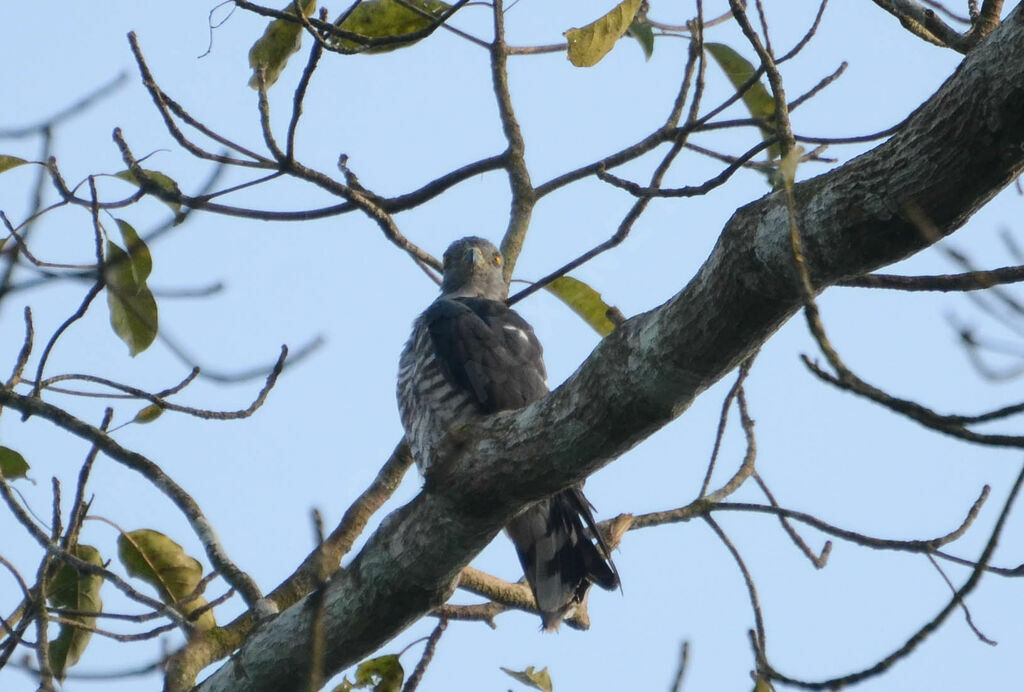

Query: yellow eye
[493,253,502,266]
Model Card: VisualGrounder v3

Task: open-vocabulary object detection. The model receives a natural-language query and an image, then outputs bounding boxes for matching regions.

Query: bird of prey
[397,236,618,630]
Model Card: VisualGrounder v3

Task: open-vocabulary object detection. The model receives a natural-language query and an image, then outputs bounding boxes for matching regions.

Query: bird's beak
[468,247,485,267]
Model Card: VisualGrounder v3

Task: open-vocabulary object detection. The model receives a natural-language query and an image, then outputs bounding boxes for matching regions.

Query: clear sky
[2,1,1023,690]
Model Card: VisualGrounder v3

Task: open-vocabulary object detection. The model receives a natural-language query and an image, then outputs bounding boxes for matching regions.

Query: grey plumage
[397,236,618,630]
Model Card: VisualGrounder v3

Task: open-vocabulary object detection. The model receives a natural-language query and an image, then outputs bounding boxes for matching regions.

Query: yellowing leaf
[334,654,404,691]
[333,0,451,54]
[104,239,158,357]
[564,0,642,68]
[501,665,554,692]
[132,404,164,424]
[248,0,317,89]
[117,529,215,632]
[48,544,104,679]
[705,43,779,159]
[545,276,621,337]
[0,155,29,174]
[0,446,30,479]
[113,168,183,215]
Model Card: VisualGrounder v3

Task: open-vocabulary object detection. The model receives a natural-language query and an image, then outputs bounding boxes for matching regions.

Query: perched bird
[397,236,618,630]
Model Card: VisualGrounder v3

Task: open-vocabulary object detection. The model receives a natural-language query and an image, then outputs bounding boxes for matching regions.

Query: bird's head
[439,236,508,300]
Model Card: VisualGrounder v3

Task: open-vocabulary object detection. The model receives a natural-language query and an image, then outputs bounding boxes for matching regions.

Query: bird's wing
[422,297,547,413]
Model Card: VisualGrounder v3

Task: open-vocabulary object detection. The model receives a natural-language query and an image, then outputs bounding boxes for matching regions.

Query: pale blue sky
[2,1,1022,690]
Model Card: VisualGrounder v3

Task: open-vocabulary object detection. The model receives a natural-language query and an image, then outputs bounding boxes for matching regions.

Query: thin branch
[510,35,706,306]
[777,0,829,63]
[491,0,535,280]
[0,473,188,627]
[0,389,266,608]
[595,137,775,198]
[753,471,831,568]
[925,553,996,645]
[788,61,847,111]
[730,0,795,156]
[286,9,325,161]
[28,273,104,399]
[62,408,113,552]
[401,618,447,692]
[128,33,274,168]
[34,551,56,692]
[765,464,1024,688]
[5,307,34,389]
[698,359,752,497]
[705,516,767,670]
[669,640,690,692]
[802,356,1024,446]
[625,480,989,559]
[839,264,1024,291]
[28,345,289,421]
[46,614,177,643]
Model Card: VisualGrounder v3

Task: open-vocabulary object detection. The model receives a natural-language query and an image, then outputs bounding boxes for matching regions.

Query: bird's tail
[505,487,619,630]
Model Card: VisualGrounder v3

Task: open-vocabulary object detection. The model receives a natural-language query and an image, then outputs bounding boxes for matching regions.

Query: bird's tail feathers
[506,488,619,630]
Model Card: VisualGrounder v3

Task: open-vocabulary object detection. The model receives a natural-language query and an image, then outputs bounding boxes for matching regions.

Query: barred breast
[397,316,480,473]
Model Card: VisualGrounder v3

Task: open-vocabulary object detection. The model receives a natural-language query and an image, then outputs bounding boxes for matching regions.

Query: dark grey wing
[423,297,547,413]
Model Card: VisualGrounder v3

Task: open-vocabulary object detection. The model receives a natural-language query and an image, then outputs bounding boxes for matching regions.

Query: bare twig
[925,553,996,645]
[0,388,265,608]
[765,464,1024,688]
[402,618,448,692]
[491,0,535,279]
[670,640,690,692]
[840,264,1024,291]
[698,359,753,497]
[705,516,767,671]
[753,471,831,568]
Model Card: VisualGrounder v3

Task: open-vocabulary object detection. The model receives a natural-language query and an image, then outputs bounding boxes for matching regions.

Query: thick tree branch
[193,6,1024,690]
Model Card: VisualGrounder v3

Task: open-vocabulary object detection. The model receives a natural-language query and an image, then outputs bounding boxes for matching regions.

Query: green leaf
[705,42,779,159]
[104,239,158,357]
[545,276,621,337]
[113,168,183,215]
[116,529,215,632]
[501,665,554,692]
[132,404,164,424]
[564,0,642,67]
[116,219,152,281]
[248,0,317,89]
[48,544,104,679]
[333,654,404,691]
[626,20,654,60]
[333,0,451,54]
[0,155,29,174]
[0,446,30,479]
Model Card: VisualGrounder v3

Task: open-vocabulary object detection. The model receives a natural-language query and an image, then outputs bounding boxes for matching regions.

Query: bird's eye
[492,253,502,266]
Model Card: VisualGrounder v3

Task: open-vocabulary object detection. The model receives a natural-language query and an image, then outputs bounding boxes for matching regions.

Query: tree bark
[192,6,1024,690]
